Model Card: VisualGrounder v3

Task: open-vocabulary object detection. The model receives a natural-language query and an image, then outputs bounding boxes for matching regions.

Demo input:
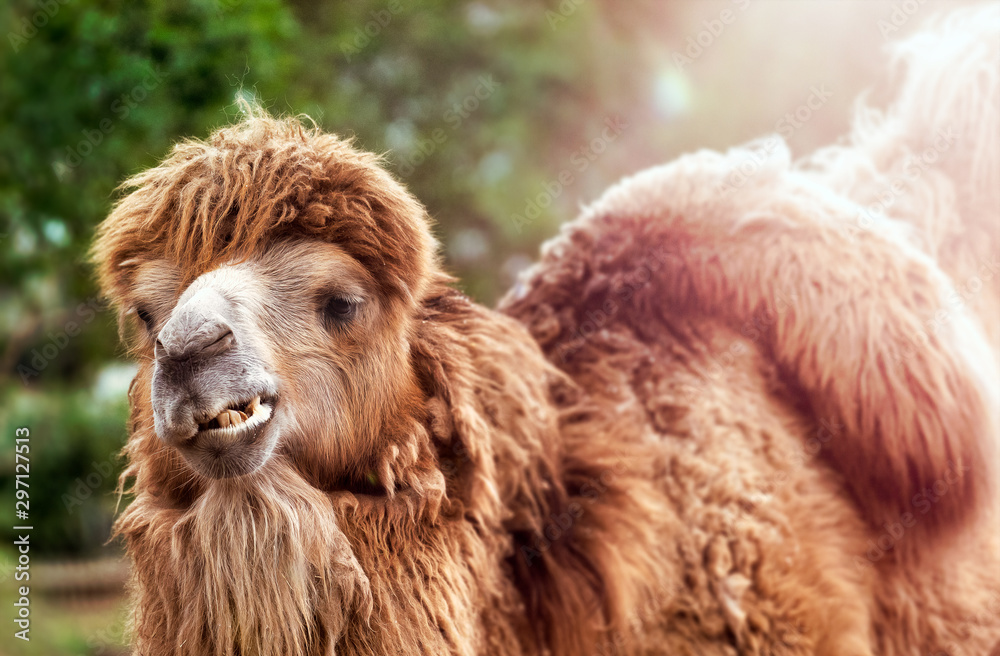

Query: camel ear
[408,288,488,496]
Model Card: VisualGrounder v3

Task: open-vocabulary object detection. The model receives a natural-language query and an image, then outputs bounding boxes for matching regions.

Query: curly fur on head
[93,8,1000,656]
[94,104,437,313]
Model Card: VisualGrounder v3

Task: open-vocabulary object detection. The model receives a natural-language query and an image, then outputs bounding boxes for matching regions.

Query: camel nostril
[158,321,235,362]
[207,329,235,352]
[156,294,237,362]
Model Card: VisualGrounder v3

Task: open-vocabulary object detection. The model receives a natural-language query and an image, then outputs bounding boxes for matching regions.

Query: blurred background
[0,0,979,653]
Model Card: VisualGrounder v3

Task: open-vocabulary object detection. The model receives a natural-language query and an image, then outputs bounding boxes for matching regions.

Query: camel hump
[502,141,999,538]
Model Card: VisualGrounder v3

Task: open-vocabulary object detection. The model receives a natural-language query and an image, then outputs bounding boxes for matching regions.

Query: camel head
[94,112,438,489]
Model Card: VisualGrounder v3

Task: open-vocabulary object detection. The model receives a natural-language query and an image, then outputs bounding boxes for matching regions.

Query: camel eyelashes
[135,307,155,332]
[321,295,360,327]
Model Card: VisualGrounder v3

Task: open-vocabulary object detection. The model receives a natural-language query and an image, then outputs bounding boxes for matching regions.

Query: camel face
[134,239,418,485]
[92,117,437,499]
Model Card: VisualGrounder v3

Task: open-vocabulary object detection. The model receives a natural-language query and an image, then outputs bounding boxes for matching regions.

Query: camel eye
[136,307,155,332]
[321,295,359,327]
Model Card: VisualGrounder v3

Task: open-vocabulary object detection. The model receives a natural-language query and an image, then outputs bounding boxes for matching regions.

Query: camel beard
[126,459,371,656]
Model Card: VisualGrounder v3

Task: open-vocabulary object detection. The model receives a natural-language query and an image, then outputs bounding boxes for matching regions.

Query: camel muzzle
[150,282,280,479]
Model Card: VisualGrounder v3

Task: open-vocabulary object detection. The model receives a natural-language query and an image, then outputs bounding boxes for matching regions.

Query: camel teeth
[201,397,268,432]
[214,409,244,428]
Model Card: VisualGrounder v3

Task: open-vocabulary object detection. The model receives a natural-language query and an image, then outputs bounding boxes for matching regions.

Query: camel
[92,6,999,655]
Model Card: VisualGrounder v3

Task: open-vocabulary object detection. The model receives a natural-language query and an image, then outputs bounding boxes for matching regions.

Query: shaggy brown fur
[93,8,999,656]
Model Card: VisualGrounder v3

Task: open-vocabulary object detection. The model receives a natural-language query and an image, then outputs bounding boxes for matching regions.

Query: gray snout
[149,274,279,479]
[152,288,241,445]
